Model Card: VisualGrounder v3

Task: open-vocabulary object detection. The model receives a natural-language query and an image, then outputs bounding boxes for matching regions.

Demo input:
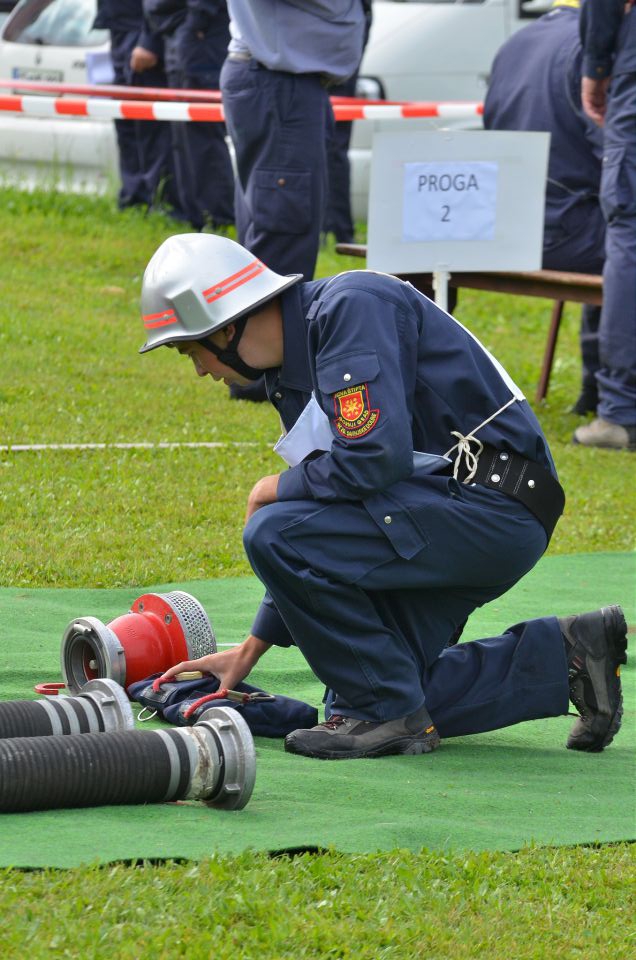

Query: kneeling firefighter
[138,233,627,760]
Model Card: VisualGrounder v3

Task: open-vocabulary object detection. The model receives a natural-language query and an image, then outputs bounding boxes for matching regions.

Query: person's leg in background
[575,304,602,414]
[221,58,331,400]
[575,69,636,450]
[324,73,356,245]
[173,11,234,229]
[126,37,185,218]
[323,2,372,245]
[221,61,330,279]
[542,201,605,415]
[162,30,198,228]
[109,28,148,208]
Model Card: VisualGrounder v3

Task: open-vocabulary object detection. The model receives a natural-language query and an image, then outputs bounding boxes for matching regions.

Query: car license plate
[12,67,64,83]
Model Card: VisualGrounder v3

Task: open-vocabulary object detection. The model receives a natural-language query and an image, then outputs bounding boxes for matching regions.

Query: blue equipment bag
[127,673,318,737]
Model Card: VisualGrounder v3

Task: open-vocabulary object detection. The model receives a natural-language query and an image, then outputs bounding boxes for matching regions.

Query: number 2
[441,205,450,222]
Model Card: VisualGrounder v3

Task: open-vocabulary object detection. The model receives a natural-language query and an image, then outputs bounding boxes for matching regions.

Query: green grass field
[0,187,634,957]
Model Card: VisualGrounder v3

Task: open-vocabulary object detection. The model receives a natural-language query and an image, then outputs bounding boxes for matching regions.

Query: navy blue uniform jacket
[268,271,554,501]
[264,271,555,564]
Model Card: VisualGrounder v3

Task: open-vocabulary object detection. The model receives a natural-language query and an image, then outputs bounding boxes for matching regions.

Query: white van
[350,0,551,218]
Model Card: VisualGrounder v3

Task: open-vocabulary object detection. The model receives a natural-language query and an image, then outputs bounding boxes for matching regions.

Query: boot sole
[598,605,629,670]
[567,605,628,752]
[567,694,624,752]
[285,730,441,760]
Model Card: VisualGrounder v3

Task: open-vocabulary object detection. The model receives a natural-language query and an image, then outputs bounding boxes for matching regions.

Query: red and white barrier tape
[0,93,483,123]
[335,101,483,121]
[0,78,395,105]
[0,78,222,101]
[0,93,226,121]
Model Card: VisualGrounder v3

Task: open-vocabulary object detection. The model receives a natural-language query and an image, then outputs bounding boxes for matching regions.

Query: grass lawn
[0,187,634,958]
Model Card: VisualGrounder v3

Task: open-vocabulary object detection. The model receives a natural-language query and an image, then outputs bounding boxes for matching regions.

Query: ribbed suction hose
[0,706,255,813]
[0,679,133,739]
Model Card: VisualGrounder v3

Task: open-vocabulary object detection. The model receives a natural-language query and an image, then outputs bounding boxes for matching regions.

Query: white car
[0,0,117,193]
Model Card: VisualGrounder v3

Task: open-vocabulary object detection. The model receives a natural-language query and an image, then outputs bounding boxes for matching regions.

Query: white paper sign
[86,51,115,86]
[402,161,498,243]
[368,130,549,273]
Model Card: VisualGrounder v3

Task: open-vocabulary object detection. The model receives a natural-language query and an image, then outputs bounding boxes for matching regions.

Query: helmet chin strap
[198,315,264,381]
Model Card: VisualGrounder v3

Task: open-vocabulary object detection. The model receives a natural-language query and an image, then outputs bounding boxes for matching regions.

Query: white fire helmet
[139,233,302,354]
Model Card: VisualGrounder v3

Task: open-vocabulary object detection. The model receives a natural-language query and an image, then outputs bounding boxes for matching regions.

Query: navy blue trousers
[597,69,636,426]
[324,74,356,244]
[543,202,605,397]
[109,28,181,212]
[244,479,569,735]
[220,57,332,280]
[163,24,235,229]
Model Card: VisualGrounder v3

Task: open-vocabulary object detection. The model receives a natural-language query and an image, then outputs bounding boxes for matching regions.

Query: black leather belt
[456,444,565,540]
[227,52,334,86]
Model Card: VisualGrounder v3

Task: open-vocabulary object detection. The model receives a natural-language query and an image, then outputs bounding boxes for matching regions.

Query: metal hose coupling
[0,679,134,739]
[61,590,217,693]
[0,706,256,814]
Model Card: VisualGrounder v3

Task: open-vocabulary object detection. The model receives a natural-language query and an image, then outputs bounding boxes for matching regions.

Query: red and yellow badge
[333,383,380,439]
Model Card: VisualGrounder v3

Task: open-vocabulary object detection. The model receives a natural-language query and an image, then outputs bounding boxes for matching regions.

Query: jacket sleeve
[580,0,625,79]
[185,0,224,32]
[569,47,604,160]
[139,19,164,57]
[276,284,419,503]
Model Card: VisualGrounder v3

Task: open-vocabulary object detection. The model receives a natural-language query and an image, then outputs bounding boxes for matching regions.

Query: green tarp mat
[0,552,634,868]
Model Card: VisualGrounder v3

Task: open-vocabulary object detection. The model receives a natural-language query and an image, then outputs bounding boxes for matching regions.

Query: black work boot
[284,704,440,760]
[560,605,628,752]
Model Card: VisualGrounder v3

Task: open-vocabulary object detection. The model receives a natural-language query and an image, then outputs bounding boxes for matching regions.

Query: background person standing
[323,0,373,246]
[574,0,636,450]
[220,0,366,282]
[219,0,366,401]
[484,0,604,416]
[143,0,235,230]
[95,0,183,215]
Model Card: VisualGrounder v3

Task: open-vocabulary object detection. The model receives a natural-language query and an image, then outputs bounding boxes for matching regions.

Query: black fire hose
[0,706,256,812]
[0,679,134,739]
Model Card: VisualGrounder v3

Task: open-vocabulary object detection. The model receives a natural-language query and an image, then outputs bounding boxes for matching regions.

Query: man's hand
[245,473,280,523]
[130,46,158,74]
[155,635,271,690]
[582,76,610,126]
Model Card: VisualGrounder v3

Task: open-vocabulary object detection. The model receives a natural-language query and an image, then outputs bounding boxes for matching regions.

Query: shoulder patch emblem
[333,383,380,439]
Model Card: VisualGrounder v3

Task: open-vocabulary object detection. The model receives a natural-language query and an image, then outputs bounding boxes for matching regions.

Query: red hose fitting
[61,591,216,693]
